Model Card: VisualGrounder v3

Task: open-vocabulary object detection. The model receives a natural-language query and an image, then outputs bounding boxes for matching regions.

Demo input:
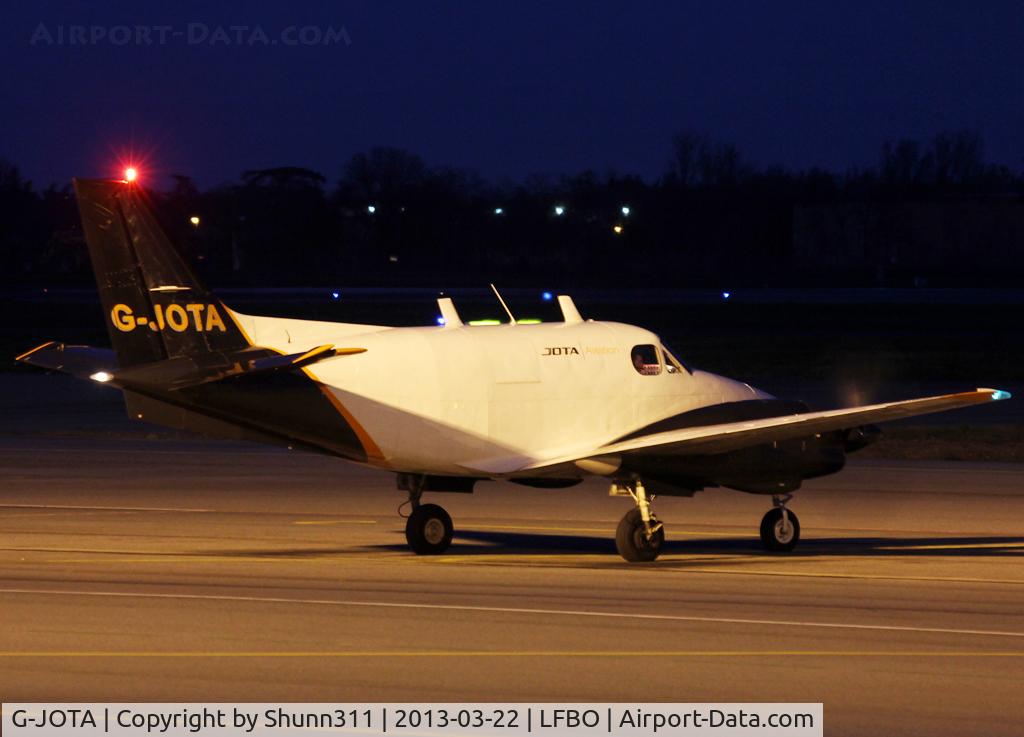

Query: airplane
[15,173,1012,562]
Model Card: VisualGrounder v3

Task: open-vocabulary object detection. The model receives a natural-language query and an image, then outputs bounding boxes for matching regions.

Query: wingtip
[978,387,1012,401]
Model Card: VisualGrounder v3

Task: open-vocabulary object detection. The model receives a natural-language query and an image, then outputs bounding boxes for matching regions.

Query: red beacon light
[124,167,138,183]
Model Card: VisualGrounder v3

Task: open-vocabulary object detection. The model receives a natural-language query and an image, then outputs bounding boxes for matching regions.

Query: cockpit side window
[661,344,693,375]
[630,344,661,375]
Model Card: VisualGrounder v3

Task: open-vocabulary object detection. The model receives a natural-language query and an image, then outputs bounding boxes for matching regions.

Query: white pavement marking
[1,587,1022,640]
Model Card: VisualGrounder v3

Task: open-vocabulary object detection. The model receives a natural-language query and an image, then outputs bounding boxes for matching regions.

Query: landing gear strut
[613,479,665,562]
[399,474,453,555]
[760,493,800,552]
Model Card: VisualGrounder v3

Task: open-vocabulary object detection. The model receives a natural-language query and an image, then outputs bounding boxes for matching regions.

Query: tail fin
[73,178,249,367]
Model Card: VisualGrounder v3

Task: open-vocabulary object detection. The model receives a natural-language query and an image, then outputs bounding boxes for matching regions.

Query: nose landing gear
[613,480,665,562]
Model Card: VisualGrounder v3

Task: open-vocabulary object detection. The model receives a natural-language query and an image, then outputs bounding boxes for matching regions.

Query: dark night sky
[2,1,1022,188]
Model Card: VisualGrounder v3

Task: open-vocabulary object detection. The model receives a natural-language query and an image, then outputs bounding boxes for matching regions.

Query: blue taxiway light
[331,291,340,300]
[722,291,731,299]
[436,316,446,326]
[542,291,553,301]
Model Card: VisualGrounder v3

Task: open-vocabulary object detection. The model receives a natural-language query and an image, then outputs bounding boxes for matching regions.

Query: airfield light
[367,205,377,214]
[494,207,504,215]
[124,167,138,183]
[90,371,113,383]
[541,291,553,301]
[331,291,340,300]
[722,291,731,300]
[621,205,631,216]
[516,318,541,324]
[436,316,446,326]
[613,224,624,235]
[468,319,503,326]
[189,215,200,226]
[554,205,565,216]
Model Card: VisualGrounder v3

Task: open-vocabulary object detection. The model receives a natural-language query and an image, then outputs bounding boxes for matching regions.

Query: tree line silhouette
[2,130,1022,288]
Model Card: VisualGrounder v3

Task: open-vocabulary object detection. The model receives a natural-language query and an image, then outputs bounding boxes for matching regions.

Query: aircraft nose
[696,371,775,401]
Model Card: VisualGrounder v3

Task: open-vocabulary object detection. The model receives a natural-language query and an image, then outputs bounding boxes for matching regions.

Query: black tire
[405,503,453,555]
[759,507,800,552]
[615,508,665,562]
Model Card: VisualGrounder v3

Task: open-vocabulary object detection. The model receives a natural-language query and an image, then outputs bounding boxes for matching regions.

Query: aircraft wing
[519,388,1010,473]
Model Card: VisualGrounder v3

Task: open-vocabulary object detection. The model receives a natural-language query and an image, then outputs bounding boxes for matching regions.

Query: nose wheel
[760,494,800,552]
[613,480,665,562]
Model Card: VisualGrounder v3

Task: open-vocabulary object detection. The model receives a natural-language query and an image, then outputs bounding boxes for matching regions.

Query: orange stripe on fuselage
[225,307,384,464]
[307,373,386,464]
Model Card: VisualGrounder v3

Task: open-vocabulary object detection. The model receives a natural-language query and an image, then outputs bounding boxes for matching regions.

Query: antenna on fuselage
[557,295,583,324]
[437,297,463,327]
[489,283,517,324]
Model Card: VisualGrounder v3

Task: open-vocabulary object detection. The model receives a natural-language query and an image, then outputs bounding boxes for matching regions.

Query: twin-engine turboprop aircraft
[16,175,1011,561]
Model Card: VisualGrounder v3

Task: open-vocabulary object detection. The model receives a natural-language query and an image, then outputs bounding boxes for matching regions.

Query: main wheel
[405,503,453,555]
[615,508,665,562]
[760,507,800,552]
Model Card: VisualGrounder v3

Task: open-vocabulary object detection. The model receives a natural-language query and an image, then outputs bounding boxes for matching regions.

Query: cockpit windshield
[660,344,693,375]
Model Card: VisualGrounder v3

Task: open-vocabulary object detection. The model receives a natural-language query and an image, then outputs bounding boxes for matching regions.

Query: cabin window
[630,344,661,375]
[661,345,693,375]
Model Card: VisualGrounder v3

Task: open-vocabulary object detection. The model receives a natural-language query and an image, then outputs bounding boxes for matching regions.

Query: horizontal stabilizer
[223,344,359,379]
[14,342,117,379]
[119,344,363,390]
[17,341,364,390]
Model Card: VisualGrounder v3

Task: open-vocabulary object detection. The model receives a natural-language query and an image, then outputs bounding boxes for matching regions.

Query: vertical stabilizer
[73,178,249,367]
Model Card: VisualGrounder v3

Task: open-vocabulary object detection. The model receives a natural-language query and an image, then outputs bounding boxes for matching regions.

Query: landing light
[124,167,138,183]
[189,215,200,226]
[554,205,565,216]
[621,205,631,216]
[494,207,504,215]
[90,371,113,383]
[367,205,376,214]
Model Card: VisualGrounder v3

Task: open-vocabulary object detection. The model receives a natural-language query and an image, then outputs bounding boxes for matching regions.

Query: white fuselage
[232,312,770,475]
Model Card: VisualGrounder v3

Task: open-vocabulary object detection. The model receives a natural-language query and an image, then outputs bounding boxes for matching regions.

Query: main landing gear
[399,475,453,555]
[613,480,665,562]
[760,493,800,552]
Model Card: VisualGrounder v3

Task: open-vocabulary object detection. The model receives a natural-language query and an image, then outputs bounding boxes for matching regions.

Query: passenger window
[630,344,661,375]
